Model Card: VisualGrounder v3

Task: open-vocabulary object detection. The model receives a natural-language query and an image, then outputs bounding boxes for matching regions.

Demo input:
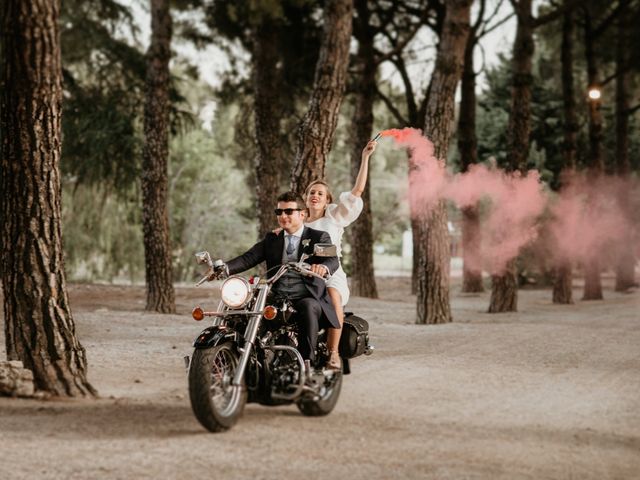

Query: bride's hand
[362,140,377,159]
[272,227,283,235]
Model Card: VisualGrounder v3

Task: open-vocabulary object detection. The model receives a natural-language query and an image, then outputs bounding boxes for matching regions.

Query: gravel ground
[1,278,639,480]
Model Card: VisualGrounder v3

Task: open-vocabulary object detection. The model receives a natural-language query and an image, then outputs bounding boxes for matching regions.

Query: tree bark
[553,263,573,304]
[582,6,603,300]
[614,0,631,179]
[461,207,484,292]
[416,0,472,324]
[583,10,605,174]
[552,8,578,305]
[488,263,518,312]
[613,0,636,291]
[560,10,578,173]
[0,0,95,396]
[253,20,286,238]
[458,23,484,293]
[290,0,353,195]
[489,0,534,313]
[348,0,378,299]
[141,0,175,313]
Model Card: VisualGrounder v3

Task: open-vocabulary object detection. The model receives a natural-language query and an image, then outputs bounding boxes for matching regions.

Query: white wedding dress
[305,191,363,306]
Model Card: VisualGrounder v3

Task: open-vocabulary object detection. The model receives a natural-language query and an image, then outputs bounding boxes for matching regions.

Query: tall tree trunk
[560,9,578,174]
[416,0,472,324]
[290,0,353,195]
[489,264,518,311]
[348,0,378,299]
[461,207,484,292]
[0,0,95,396]
[553,263,573,304]
[141,0,175,313]
[411,216,420,295]
[489,0,534,313]
[253,21,286,238]
[584,10,605,174]
[553,8,578,304]
[614,0,636,291]
[582,7,603,300]
[458,25,484,293]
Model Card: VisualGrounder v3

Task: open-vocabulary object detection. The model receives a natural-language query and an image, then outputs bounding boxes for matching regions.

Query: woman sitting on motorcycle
[303,139,377,370]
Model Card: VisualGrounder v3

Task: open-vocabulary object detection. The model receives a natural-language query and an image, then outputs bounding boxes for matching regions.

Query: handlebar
[195,261,228,286]
[266,262,328,285]
[194,251,329,286]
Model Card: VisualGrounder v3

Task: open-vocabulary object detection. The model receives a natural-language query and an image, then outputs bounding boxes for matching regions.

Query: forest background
[57,0,638,285]
[2,0,640,396]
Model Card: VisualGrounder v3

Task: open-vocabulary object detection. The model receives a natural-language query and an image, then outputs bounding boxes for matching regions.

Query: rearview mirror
[195,251,212,266]
[313,243,337,257]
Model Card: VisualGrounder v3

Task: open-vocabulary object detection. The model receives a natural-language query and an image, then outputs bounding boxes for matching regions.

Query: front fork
[232,286,269,387]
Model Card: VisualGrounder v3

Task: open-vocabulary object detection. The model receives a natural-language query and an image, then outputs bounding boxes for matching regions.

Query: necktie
[286,235,298,257]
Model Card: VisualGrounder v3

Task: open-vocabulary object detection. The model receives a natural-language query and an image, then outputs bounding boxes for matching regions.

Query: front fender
[193,325,237,349]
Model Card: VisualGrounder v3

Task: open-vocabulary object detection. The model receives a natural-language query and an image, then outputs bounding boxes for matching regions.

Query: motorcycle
[185,244,373,432]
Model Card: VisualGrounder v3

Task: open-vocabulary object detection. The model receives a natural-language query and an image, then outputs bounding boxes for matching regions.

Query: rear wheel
[297,372,343,416]
[188,343,247,432]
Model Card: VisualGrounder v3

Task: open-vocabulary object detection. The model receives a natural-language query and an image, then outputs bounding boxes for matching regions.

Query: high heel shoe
[326,350,342,371]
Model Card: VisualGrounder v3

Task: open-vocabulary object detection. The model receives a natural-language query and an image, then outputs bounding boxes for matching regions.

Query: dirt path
[1,279,639,479]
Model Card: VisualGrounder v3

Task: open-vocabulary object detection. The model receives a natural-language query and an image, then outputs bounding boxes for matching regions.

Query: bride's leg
[326,287,343,368]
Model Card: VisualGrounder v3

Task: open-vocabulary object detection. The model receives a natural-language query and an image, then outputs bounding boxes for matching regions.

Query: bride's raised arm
[351,139,377,197]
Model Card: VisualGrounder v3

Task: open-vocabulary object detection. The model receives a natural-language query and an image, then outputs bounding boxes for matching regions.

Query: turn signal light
[192,306,204,321]
[263,305,278,320]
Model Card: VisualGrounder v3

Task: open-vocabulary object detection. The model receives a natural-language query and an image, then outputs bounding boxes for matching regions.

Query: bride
[304,139,377,370]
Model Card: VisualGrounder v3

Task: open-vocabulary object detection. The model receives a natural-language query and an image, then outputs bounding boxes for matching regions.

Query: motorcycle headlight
[220,276,251,308]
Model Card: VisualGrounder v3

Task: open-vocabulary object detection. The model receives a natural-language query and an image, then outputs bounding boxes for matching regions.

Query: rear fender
[193,325,238,349]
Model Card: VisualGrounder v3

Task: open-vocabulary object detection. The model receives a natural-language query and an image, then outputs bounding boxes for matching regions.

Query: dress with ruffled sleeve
[305,191,363,306]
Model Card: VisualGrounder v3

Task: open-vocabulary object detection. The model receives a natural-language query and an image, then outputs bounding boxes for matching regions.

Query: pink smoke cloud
[381,128,550,275]
[547,173,634,266]
[381,127,638,278]
[382,128,448,212]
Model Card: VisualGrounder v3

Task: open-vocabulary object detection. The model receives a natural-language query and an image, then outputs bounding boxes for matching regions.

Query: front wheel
[188,343,247,432]
[296,372,343,416]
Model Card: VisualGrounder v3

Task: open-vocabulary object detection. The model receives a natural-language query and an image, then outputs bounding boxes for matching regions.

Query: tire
[296,372,343,417]
[188,343,247,432]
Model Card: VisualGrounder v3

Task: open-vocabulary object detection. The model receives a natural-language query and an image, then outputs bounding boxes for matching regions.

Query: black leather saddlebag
[339,313,369,359]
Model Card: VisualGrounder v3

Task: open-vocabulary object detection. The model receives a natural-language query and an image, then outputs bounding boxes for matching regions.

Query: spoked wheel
[188,343,247,432]
[296,371,343,417]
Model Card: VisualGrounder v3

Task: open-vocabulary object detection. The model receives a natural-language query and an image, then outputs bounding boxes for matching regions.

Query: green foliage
[475,54,511,166]
[54,0,640,285]
[534,3,640,177]
[475,50,594,188]
[169,106,256,282]
[63,185,144,282]
[63,98,256,283]
[60,0,146,192]
[62,82,142,189]
[60,0,194,194]
[200,0,322,107]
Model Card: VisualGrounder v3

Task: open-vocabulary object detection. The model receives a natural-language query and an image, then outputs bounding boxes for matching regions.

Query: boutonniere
[301,239,311,250]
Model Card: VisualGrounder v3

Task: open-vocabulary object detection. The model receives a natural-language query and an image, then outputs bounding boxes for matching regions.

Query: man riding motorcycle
[222,191,339,365]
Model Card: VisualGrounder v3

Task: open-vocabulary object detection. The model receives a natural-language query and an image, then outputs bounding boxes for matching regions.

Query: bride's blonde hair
[305,180,333,205]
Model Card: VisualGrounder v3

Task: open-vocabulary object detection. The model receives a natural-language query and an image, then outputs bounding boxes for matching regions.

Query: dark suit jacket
[225,227,340,328]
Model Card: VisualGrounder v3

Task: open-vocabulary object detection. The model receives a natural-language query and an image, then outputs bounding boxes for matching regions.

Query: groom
[225,191,339,362]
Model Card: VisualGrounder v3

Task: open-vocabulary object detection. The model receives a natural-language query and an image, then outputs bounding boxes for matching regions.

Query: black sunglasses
[274,208,302,216]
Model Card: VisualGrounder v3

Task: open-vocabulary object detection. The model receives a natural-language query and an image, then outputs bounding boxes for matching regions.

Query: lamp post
[588,85,601,101]
[586,84,604,173]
